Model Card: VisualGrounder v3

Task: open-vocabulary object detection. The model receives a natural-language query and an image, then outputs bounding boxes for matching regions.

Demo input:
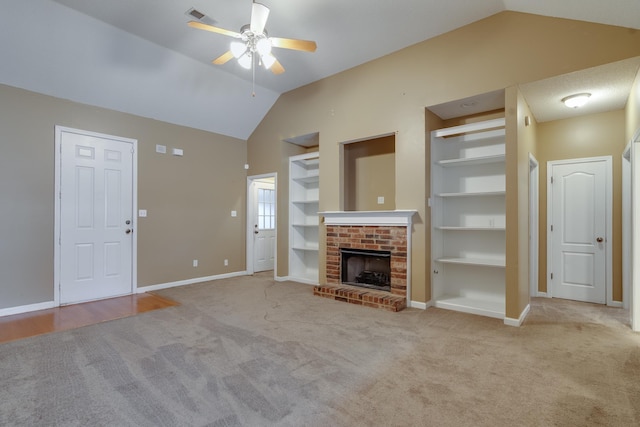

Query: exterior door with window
[253,181,275,272]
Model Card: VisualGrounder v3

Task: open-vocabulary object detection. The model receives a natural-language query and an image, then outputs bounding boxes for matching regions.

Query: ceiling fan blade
[270,58,285,75]
[250,2,270,34]
[212,51,235,65]
[270,37,317,52]
[187,21,241,38]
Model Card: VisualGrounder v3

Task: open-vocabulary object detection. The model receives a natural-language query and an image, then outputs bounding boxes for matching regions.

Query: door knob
[596,237,603,243]
[126,229,132,234]
[254,230,259,234]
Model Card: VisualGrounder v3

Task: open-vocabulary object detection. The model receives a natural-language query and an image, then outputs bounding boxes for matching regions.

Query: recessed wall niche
[342,134,396,211]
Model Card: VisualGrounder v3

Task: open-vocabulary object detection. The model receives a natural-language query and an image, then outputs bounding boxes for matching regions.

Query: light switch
[377,196,385,204]
[139,209,147,217]
[172,148,183,156]
[155,145,166,154]
[231,210,237,217]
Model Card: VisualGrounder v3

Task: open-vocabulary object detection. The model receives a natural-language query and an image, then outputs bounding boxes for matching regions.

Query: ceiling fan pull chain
[252,54,256,97]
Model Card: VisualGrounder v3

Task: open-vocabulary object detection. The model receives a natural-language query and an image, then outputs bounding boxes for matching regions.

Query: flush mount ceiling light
[562,93,591,108]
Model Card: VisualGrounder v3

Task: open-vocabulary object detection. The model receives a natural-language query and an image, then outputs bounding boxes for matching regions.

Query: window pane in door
[257,188,275,231]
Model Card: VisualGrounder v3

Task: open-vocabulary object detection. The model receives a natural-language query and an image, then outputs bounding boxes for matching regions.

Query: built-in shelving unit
[289,152,320,284]
[430,118,506,319]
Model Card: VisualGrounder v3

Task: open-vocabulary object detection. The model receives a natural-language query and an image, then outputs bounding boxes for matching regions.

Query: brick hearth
[313,284,406,312]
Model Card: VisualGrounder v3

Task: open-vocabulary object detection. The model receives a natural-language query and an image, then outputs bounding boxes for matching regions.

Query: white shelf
[431,116,507,321]
[436,191,505,198]
[289,152,320,284]
[292,174,319,184]
[436,257,505,267]
[436,154,505,167]
[292,245,319,252]
[437,226,505,231]
[434,295,505,319]
[433,118,505,138]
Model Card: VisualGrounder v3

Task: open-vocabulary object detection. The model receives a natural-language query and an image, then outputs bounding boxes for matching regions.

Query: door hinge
[131,148,134,154]
[551,176,554,184]
[551,273,553,280]
[550,224,553,232]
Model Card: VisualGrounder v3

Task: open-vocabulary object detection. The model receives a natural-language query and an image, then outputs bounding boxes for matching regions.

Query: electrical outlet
[377,196,385,204]
[193,259,198,267]
[224,259,229,266]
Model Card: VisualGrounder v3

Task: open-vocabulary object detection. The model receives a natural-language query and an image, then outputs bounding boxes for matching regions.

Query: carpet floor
[1,273,639,426]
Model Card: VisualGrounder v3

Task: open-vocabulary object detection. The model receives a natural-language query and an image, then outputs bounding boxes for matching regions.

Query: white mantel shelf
[320,210,417,226]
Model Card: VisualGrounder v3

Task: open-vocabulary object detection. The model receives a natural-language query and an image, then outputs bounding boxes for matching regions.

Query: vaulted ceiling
[1,0,639,139]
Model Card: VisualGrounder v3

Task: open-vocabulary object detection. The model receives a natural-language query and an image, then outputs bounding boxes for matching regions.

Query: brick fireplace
[315,210,416,311]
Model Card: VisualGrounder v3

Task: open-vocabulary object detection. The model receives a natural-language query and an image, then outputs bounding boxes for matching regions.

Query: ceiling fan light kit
[188,1,317,78]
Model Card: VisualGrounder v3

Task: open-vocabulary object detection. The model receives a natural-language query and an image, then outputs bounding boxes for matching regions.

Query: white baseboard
[0,300,56,317]
[274,275,290,282]
[536,292,550,298]
[504,304,531,327]
[137,271,248,293]
[608,300,623,308]
[410,300,430,310]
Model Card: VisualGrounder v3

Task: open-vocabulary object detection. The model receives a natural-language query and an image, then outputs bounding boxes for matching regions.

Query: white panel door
[551,160,607,304]
[60,130,134,304]
[253,181,275,272]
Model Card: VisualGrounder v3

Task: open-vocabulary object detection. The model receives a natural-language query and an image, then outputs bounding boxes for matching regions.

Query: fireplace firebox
[341,248,391,292]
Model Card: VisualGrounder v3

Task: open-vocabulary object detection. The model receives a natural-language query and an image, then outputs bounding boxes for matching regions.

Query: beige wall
[537,110,627,301]
[343,135,396,211]
[0,84,247,309]
[248,11,640,313]
[504,87,538,319]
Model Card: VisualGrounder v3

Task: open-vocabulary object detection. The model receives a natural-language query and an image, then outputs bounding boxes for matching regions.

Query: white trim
[622,143,631,310]
[136,271,248,293]
[631,128,640,331]
[546,156,612,305]
[0,301,56,317]
[274,275,290,282]
[536,291,550,298]
[504,304,530,327]
[246,173,278,278]
[54,126,138,306]
[529,153,539,297]
[410,300,430,310]
[433,118,505,138]
[608,300,623,308]
[320,210,417,226]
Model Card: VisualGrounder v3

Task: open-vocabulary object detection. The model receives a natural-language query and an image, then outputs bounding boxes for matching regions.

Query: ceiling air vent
[186,7,205,20]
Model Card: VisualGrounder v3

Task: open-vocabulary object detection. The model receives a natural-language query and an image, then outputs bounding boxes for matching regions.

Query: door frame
[630,128,640,331]
[246,172,277,277]
[53,126,138,306]
[529,153,539,297]
[622,143,631,310]
[546,156,612,305]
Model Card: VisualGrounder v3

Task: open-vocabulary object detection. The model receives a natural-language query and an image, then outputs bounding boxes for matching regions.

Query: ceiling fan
[188,1,317,75]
